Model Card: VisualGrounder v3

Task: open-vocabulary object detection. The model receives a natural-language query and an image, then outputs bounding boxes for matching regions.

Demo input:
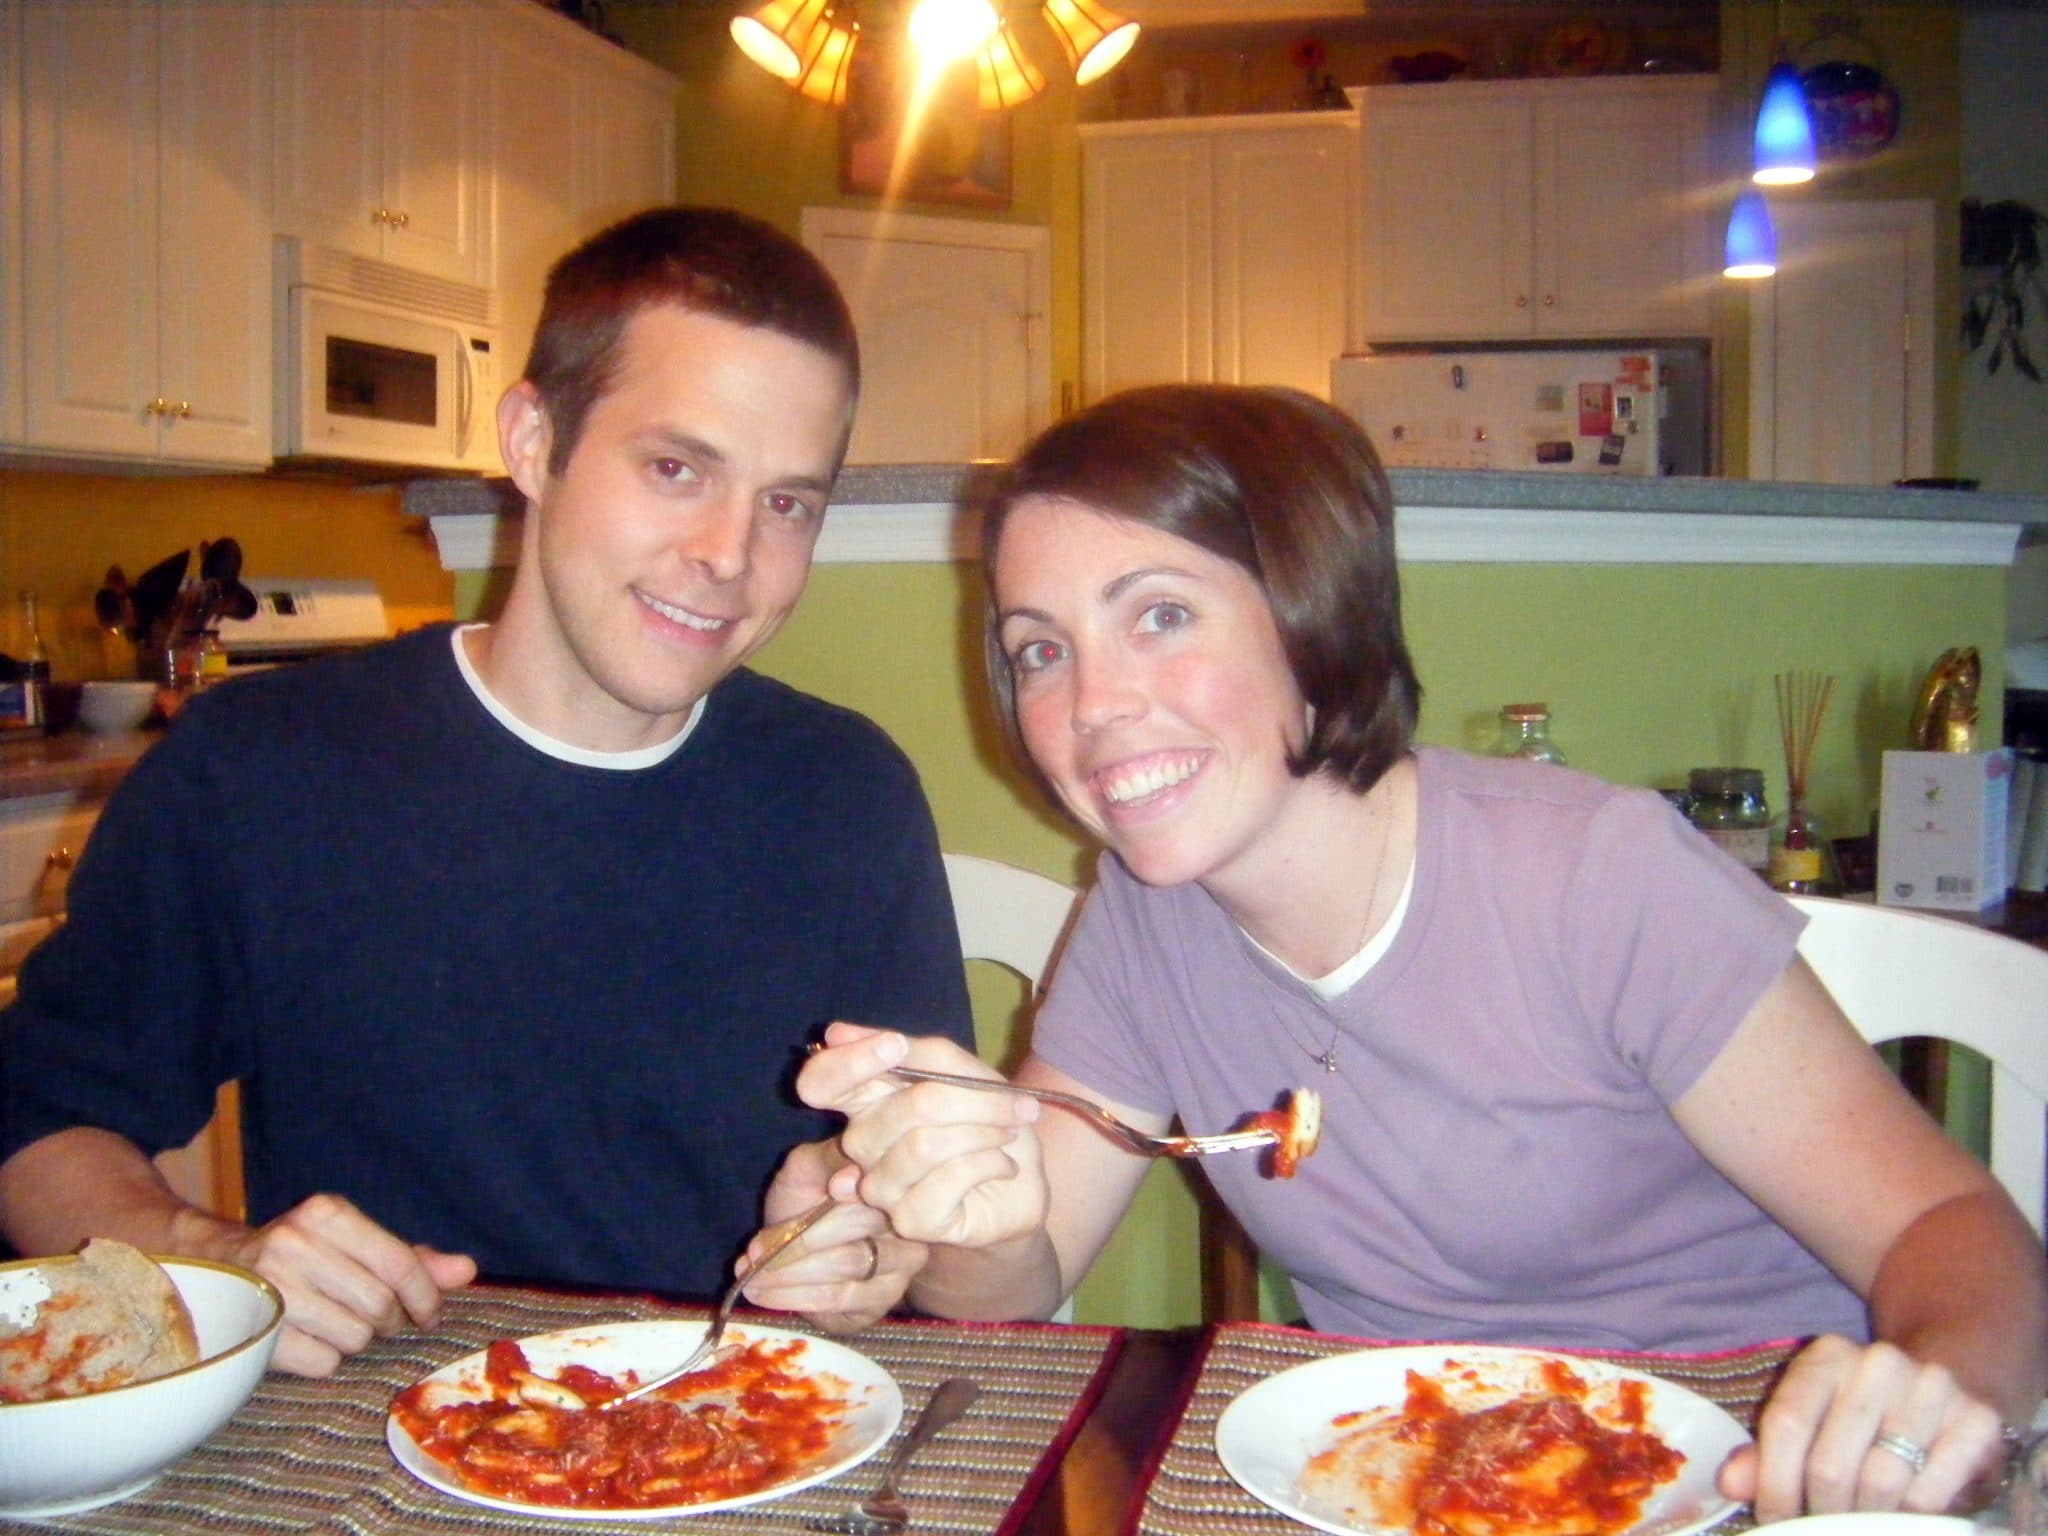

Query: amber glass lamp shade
[792,20,858,105]
[977,19,1047,108]
[732,0,830,79]
[1041,0,1139,86]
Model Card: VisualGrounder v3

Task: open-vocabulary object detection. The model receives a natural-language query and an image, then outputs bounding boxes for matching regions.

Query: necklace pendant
[1318,1049,1340,1073]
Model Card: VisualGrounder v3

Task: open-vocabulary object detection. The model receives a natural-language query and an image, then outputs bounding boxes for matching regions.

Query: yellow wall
[0,470,456,676]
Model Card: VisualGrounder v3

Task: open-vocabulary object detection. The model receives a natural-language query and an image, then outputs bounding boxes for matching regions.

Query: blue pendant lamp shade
[1724,188,1777,279]
[1752,58,1817,185]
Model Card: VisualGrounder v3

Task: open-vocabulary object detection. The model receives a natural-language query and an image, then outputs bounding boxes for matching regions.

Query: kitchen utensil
[806,1376,980,1536]
[93,588,131,637]
[883,1063,1281,1160]
[128,550,190,647]
[602,1198,836,1409]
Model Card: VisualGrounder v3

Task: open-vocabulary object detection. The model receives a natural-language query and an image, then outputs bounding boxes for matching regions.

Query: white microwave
[274,241,502,474]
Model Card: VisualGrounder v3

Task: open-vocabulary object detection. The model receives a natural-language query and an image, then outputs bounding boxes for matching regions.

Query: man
[0,207,972,1375]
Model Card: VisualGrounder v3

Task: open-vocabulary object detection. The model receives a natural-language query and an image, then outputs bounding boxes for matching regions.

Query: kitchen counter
[406,468,2048,568]
[0,728,154,802]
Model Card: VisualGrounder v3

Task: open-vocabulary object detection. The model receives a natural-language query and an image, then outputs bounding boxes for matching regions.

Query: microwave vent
[289,242,497,328]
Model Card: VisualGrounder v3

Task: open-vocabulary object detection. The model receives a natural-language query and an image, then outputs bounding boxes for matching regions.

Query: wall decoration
[841,48,1010,209]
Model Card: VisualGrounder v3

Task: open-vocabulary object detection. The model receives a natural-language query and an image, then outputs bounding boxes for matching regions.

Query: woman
[751,385,2046,1520]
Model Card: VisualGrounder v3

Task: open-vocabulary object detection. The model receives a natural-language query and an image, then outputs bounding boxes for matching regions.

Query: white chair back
[1790,895,2048,1237]
[943,853,1077,992]
[942,853,1081,1321]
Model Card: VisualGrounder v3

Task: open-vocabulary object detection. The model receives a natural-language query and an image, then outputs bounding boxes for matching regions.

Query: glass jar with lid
[1493,703,1566,765]
[1686,767,1771,879]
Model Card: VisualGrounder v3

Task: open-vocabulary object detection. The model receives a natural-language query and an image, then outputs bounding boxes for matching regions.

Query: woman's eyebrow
[1103,566,1199,602]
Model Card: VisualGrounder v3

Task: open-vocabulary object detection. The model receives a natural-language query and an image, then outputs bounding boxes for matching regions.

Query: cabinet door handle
[175,401,192,418]
[373,207,392,226]
[1514,295,1529,309]
[45,848,73,873]
[146,397,168,415]
[1543,294,1556,307]
[393,210,410,229]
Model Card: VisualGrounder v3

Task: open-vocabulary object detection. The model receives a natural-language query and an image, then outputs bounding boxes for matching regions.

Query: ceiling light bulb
[909,0,998,65]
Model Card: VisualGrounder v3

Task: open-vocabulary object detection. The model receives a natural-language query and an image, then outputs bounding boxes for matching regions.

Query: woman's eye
[1136,600,1191,635]
[1012,638,1064,674]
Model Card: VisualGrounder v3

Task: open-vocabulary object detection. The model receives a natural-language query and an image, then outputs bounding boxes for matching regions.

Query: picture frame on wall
[840,50,1010,209]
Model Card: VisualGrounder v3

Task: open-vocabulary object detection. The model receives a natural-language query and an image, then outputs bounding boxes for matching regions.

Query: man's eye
[764,492,818,521]
[651,456,697,483]
[1136,601,1191,634]
[1013,638,1064,674]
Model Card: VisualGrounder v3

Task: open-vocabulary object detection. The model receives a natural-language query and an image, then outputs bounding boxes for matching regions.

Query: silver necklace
[1279,795,1394,1075]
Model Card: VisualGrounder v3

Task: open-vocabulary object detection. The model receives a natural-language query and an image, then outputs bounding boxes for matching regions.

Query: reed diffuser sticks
[1775,670,1836,803]
[1771,670,1840,893]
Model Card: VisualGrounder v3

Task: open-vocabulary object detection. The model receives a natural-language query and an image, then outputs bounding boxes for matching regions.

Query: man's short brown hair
[524,206,860,476]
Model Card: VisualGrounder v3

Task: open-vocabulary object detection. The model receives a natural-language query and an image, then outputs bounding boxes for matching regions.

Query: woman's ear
[497,380,553,504]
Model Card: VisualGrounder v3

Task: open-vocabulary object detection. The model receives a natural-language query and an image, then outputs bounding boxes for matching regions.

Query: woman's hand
[1719,1335,2009,1522]
[739,1140,919,1334]
[797,1022,1049,1255]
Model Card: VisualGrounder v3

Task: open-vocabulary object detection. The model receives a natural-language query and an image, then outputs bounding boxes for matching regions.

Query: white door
[803,208,1049,465]
[1750,201,1935,485]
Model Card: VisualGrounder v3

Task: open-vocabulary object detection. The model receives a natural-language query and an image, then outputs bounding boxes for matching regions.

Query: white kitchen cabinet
[1082,113,1355,402]
[486,3,676,376]
[1356,76,1715,342]
[274,0,486,287]
[3,0,272,468]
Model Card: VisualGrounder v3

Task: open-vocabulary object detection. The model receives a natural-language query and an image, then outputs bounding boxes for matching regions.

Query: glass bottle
[1686,767,1771,880]
[18,592,48,729]
[1769,794,1845,895]
[1493,703,1566,764]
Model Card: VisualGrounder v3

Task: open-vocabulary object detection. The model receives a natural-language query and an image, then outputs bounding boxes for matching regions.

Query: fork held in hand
[884,1064,1279,1159]
[809,1376,981,1536]
[604,1197,835,1409]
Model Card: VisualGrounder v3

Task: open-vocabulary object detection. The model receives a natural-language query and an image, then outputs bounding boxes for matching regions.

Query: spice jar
[1686,767,1771,879]
[1493,703,1566,765]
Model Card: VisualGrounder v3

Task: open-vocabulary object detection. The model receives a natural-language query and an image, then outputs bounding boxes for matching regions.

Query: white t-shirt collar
[450,623,703,769]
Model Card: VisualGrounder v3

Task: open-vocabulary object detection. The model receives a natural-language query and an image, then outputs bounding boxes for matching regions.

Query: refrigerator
[1329,347,1709,477]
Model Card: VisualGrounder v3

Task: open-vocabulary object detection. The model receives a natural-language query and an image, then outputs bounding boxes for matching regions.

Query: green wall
[745,553,2006,1328]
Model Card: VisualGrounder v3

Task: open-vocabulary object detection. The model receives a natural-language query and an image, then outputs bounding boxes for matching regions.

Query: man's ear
[497,380,553,504]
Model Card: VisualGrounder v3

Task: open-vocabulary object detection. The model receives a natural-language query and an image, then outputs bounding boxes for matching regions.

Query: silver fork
[603,1197,835,1409]
[807,1376,981,1536]
[885,1064,1278,1159]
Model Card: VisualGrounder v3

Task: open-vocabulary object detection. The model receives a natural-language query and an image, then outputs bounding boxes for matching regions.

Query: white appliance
[1330,348,1709,477]
[215,578,390,669]
[274,240,502,475]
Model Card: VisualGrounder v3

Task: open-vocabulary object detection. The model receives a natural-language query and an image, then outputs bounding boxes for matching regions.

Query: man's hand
[218,1193,476,1376]
[740,1140,918,1334]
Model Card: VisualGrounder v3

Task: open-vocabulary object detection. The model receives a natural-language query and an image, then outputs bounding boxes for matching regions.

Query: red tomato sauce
[1394,1361,1684,1536]
[391,1335,848,1509]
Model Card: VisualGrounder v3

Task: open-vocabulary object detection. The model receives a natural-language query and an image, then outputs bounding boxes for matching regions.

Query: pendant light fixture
[1752,56,1817,185]
[731,0,839,82]
[1040,0,1139,86]
[1750,0,1816,186]
[1723,188,1778,280]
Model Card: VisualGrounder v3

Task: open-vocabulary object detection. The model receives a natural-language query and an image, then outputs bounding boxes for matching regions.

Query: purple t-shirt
[1035,746,1867,1352]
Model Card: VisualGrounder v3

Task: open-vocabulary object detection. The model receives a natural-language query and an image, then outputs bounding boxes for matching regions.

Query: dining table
[1,1280,1799,1536]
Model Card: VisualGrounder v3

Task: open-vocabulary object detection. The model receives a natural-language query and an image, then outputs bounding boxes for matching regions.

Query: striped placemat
[1124,1323,1796,1536]
[9,1285,1123,1536]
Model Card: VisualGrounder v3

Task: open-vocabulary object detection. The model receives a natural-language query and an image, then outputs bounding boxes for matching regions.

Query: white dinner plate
[387,1319,902,1521]
[1215,1343,1750,1536]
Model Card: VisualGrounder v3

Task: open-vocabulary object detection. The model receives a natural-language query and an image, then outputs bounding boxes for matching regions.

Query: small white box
[1877,749,2014,911]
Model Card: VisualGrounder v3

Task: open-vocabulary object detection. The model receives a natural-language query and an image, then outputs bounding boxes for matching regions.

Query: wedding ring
[856,1237,880,1283]
[1872,1432,1930,1475]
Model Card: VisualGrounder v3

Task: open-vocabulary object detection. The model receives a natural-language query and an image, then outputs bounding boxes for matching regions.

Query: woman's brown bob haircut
[976,384,1422,796]
[523,206,861,477]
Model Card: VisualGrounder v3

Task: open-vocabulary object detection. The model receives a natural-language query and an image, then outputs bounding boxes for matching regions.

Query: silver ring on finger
[1872,1432,1930,1475]
[856,1237,880,1283]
